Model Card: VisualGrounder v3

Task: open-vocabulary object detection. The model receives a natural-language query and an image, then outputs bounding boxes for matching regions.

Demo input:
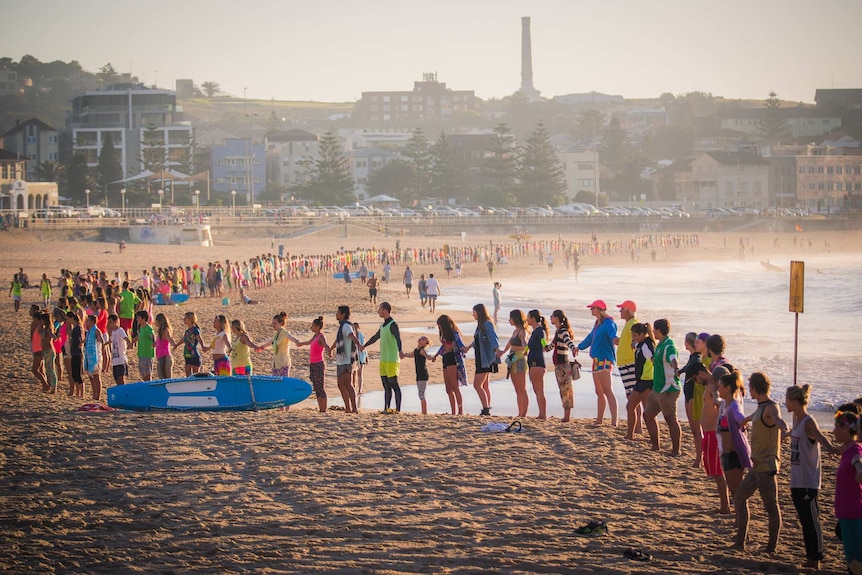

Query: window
[400,95,408,102]
[578,179,595,187]
[827,166,833,174]
[26,136,37,144]
[836,182,843,190]
[355,160,367,168]
[48,135,58,144]
[400,105,408,111]
[382,96,390,102]
[577,163,594,171]
[836,166,843,174]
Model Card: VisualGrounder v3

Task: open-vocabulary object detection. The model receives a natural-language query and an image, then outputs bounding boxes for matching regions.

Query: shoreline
[0,228,857,574]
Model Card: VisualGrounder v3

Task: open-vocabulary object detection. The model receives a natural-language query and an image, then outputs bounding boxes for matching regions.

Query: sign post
[789,261,805,385]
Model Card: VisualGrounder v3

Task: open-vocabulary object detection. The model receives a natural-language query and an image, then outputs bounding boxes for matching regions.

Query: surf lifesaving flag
[795,224,803,232]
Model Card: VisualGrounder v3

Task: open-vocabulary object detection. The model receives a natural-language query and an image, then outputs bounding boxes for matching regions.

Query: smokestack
[519,17,540,101]
[521,17,533,94]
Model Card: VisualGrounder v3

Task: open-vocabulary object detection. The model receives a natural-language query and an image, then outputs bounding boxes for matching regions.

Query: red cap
[587,300,607,310]
[616,300,637,312]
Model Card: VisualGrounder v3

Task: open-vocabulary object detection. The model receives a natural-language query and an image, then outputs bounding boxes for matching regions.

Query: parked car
[277,205,318,217]
[706,207,732,218]
[342,204,373,217]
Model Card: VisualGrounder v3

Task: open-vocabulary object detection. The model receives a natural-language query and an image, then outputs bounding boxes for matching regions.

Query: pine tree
[401,128,432,203]
[303,129,354,205]
[757,91,790,144]
[515,121,567,206]
[483,123,517,205]
[97,132,124,201]
[429,131,457,204]
[64,153,91,203]
[139,124,166,174]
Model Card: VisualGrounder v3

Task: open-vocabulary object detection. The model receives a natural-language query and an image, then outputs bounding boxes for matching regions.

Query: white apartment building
[67,84,193,176]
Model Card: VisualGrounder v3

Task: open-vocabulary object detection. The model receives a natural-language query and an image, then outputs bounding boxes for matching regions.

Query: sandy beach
[0,227,858,574]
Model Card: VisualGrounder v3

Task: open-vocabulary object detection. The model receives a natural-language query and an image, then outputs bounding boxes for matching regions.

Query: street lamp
[194,189,200,217]
[158,189,164,209]
[85,188,90,210]
[121,188,126,214]
[231,190,236,216]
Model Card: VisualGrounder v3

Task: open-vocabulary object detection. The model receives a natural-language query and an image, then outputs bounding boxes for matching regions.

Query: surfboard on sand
[333,271,375,279]
[154,292,191,305]
[107,375,313,411]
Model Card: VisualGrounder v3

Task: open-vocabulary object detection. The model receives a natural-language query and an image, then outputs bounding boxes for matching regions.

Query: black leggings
[381,375,401,411]
[791,487,823,562]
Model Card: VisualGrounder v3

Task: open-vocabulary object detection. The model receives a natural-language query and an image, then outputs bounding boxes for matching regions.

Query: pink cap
[587,300,607,311]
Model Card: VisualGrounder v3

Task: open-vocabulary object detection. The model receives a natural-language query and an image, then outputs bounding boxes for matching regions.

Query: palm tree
[35,160,62,182]
[201,81,220,98]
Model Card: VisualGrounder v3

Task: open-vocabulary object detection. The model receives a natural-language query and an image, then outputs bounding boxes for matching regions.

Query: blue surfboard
[106,375,312,411]
[154,292,191,305]
[333,271,375,279]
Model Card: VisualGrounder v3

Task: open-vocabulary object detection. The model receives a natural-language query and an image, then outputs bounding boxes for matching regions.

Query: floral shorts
[554,363,574,409]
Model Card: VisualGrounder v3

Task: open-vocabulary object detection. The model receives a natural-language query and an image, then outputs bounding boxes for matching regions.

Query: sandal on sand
[506,421,522,433]
[574,520,608,535]
[624,548,652,562]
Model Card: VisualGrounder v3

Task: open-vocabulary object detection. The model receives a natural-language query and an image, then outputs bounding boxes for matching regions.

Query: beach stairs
[282,224,338,239]
[281,222,385,239]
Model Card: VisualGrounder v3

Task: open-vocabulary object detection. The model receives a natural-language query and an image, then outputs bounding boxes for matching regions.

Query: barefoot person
[785,384,836,570]
[716,369,751,499]
[297,316,329,413]
[626,322,655,440]
[576,300,618,426]
[680,331,704,468]
[361,302,404,413]
[550,309,577,422]
[525,310,551,420]
[734,372,788,553]
[615,300,639,423]
[403,336,435,415]
[695,362,731,515]
[329,305,362,414]
[643,318,682,455]
[497,309,529,418]
[434,314,466,415]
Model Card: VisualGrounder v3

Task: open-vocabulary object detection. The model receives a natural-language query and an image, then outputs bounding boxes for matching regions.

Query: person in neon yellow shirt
[360,302,404,413]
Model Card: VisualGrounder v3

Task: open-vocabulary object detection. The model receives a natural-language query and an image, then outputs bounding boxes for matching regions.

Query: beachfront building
[795,150,862,213]
[676,151,771,210]
[350,148,396,201]
[211,138,265,201]
[66,84,194,177]
[719,107,841,140]
[265,129,319,190]
[0,118,60,180]
[0,149,59,212]
[560,148,601,204]
[355,73,477,124]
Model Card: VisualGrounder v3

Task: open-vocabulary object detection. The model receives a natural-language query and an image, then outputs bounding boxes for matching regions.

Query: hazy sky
[4,0,862,103]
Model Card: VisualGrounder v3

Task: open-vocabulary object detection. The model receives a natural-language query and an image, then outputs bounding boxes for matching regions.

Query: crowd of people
[8,229,861,573]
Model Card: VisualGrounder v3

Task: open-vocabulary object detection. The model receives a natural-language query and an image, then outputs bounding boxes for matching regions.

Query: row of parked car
[33,206,122,218]
[269,203,696,219]
[705,207,814,218]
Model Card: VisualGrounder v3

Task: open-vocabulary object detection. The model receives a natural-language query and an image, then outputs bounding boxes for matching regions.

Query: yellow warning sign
[789,261,804,313]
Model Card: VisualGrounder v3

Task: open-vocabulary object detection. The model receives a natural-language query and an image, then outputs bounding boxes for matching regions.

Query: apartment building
[356,73,476,124]
[1,118,60,180]
[67,84,193,177]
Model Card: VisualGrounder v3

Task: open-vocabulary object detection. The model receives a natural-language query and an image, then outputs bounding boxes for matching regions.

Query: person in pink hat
[576,300,618,426]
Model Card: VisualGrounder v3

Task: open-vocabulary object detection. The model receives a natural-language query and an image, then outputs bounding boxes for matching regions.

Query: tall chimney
[520,17,534,94]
